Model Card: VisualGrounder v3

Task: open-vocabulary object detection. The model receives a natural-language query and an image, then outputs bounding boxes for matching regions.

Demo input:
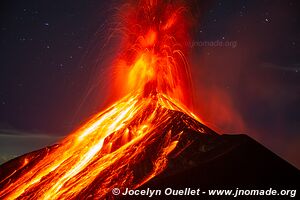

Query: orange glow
[0,1,205,199]
[111,0,193,107]
[142,29,157,47]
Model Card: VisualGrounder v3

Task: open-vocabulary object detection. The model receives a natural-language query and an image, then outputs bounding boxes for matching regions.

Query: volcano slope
[0,93,299,199]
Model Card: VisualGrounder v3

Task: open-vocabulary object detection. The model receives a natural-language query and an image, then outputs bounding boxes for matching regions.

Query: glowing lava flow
[0,0,205,199]
[0,94,204,199]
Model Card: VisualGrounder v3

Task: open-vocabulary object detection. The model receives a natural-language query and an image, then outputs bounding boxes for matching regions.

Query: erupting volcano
[0,0,202,199]
[0,0,299,199]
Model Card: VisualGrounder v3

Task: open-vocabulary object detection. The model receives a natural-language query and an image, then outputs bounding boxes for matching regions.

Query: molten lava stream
[0,93,203,199]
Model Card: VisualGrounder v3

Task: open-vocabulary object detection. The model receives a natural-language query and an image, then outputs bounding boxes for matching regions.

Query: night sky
[0,0,299,167]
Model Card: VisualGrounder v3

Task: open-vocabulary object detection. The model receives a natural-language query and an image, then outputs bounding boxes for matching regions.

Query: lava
[111,0,193,106]
[0,0,205,199]
[0,94,203,199]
